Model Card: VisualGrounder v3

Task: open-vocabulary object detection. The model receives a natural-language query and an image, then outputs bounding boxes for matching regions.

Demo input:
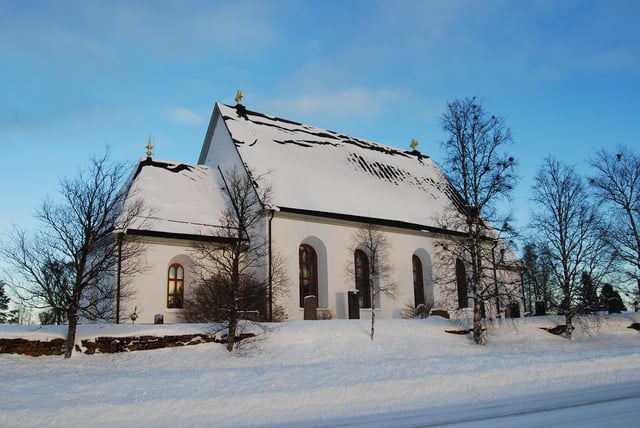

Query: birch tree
[350,223,398,340]
[530,157,615,339]
[438,97,519,344]
[588,146,640,297]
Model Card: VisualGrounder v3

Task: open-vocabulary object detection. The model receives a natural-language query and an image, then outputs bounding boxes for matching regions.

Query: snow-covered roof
[203,103,465,233]
[124,158,227,239]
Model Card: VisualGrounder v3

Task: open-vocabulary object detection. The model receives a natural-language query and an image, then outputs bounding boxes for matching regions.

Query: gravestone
[508,302,520,318]
[304,295,318,320]
[348,290,360,319]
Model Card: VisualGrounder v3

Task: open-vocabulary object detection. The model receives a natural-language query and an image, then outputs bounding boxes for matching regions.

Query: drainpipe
[116,232,123,324]
[267,206,278,322]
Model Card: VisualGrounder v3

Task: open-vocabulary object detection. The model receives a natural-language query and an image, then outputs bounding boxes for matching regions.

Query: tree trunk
[370,262,378,341]
[370,295,376,341]
[473,298,484,344]
[227,251,240,352]
[64,311,78,358]
[226,317,236,352]
[470,230,485,345]
[565,313,574,340]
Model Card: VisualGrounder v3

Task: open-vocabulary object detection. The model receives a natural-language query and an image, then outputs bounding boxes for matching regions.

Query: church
[116,94,522,324]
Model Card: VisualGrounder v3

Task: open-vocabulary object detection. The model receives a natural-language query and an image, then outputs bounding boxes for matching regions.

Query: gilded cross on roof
[146,136,153,157]
[410,138,419,151]
[235,89,243,105]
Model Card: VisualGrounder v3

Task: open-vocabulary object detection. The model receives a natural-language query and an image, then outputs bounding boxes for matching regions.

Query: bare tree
[1,150,146,357]
[438,97,519,344]
[588,146,640,298]
[186,166,287,351]
[36,260,72,325]
[530,157,616,339]
[349,223,398,340]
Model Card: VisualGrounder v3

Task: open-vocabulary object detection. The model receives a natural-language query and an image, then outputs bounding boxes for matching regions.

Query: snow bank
[1,315,639,427]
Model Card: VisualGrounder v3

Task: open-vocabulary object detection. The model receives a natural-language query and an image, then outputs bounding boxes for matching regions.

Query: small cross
[235,89,243,105]
[410,138,419,151]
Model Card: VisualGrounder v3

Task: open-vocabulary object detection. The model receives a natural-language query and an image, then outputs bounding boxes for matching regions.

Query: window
[168,263,184,309]
[299,244,318,307]
[456,259,468,309]
[413,255,425,307]
[354,249,371,308]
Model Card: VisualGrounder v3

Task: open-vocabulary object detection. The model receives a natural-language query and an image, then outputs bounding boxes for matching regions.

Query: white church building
[117,98,522,324]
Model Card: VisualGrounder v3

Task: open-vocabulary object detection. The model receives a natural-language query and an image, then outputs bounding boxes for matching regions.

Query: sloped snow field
[1,314,640,427]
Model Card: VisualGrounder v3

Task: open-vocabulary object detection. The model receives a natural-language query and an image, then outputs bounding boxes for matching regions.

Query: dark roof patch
[274,139,313,148]
[133,158,194,180]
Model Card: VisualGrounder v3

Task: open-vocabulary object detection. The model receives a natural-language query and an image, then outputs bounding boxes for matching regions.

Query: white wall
[122,215,521,324]
[121,236,196,324]
[201,115,246,176]
[270,212,446,320]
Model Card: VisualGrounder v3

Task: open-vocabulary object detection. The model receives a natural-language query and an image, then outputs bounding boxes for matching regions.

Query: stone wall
[79,334,217,354]
[0,338,66,357]
[0,333,219,357]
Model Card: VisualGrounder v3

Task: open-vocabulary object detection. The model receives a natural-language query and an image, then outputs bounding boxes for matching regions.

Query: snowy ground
[1,314,640,427]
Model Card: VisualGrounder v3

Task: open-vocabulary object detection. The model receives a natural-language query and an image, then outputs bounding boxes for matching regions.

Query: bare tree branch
[437,97,520,344]
[588,146,640,297]
[184,166,289,351]
[348,223,398,340]
[1,149,147,357]
[530,157,617,339]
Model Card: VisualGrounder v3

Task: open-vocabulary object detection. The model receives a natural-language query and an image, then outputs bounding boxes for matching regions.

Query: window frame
[299,244,318,308]
[354,249,372,309]
[412,255,425,307]
[456,258,468,309]
[167,263,184,309]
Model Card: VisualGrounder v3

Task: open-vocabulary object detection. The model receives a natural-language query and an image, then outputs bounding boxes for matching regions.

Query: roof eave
[276,206,467,238]
[123,228,238,244]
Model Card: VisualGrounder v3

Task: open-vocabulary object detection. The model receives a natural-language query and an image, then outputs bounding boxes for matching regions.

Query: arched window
[354,249,371,308]
[456,259,468,309]
[299,244,318,307]
[167,263,184,309]
[413,255,425,307]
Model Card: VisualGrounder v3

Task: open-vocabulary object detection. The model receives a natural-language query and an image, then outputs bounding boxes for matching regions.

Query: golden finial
[146,135,153,157]
[235,89,243,105]
[410,138,419,151]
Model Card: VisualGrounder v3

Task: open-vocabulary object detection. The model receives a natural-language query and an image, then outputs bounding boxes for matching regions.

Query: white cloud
[163,107,204,126]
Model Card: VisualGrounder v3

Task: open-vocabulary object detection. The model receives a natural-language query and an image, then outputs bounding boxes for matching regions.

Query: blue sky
[1,0,638,243]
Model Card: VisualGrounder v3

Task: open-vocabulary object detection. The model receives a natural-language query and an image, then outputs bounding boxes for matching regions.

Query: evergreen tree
[0,281,18,324]
[600,283,627,314]
[580,272,600,314]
